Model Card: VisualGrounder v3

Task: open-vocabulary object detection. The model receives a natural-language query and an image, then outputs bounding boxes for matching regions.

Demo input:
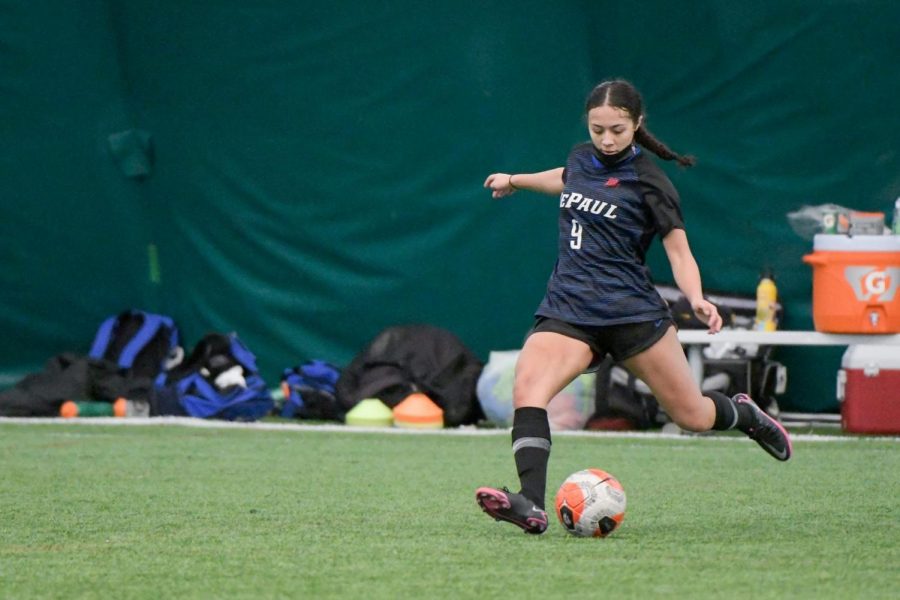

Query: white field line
[1,416,898,444]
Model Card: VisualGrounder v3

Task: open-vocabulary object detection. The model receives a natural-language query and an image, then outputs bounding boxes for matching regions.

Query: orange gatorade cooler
[837,345,900,434]
[802,234,900,333]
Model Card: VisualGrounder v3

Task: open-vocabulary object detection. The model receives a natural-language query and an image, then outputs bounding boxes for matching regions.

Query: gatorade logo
[864,271,887,295]
[844,267,900,301]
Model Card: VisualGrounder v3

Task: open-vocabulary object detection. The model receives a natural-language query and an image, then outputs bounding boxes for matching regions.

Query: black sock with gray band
[708,390,754,431]
[511,407,552,509]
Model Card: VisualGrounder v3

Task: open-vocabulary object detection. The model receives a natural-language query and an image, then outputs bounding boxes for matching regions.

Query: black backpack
[88,310,181,380]
[335,324,484,427]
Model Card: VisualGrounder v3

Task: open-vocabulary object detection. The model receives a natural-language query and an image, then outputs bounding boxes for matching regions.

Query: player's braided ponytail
[634,127,696,167]
[585,79,696,168]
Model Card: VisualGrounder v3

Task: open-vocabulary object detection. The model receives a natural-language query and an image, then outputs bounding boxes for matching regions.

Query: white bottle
[893,197,900,234]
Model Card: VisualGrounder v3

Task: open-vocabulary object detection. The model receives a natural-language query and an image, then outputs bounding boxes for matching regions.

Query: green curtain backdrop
[2,1,899,411]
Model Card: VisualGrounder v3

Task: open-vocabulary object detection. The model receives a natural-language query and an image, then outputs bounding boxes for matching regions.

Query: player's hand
[483,173,517,199]
[691,299,722,334]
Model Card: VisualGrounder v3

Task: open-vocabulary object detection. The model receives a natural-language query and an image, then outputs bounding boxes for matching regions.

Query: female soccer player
[475,79,792,535]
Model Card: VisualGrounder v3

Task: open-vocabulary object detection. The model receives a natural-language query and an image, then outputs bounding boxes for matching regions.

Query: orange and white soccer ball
[555,469,626,537]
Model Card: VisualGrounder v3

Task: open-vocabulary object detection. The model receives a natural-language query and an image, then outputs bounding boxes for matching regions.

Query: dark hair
[585,79,696,167]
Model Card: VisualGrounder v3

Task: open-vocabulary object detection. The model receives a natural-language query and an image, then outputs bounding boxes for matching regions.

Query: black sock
[511,407,551,509]
[708,391,754,431]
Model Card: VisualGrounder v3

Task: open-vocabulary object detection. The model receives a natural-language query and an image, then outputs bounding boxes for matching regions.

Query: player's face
[587,105,640,155]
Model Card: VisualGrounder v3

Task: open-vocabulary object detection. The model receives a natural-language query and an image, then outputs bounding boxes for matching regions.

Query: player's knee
[512,378,537,407]
[666,399,714,432]
[512,369,546,408]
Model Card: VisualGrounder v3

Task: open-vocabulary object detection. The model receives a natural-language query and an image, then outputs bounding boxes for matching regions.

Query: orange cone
[393,393,443,429]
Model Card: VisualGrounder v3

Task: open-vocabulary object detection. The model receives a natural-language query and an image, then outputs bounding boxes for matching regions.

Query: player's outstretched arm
[662,228,722,334]
[484,167,565,199]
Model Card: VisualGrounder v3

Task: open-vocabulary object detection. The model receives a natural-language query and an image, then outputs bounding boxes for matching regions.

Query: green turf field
[1,422,897,599]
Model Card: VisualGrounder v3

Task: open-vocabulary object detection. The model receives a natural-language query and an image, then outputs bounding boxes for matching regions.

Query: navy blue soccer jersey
[535,142,685,326]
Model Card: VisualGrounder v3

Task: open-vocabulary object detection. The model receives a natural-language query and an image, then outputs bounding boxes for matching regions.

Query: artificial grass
[1,422,897,599]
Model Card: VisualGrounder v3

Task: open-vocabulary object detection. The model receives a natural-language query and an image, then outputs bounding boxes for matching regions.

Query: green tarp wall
[2,1,899,412]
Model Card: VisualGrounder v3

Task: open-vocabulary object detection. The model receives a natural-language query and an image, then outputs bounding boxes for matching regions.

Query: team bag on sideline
[0,309,182,417]
[280,360,344,421]
[152,332,273,421]
[335,324,484,427]
[88,309,182,380]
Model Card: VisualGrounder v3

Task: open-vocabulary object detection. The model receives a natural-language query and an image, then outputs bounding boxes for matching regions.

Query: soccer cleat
[475,486,548,534]
[734,393,793,461]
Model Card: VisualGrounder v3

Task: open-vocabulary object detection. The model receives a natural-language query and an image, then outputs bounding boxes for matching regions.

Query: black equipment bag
[335,324,484,427]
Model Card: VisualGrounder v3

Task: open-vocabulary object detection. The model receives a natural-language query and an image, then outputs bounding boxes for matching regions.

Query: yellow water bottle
[754,271,778,331]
